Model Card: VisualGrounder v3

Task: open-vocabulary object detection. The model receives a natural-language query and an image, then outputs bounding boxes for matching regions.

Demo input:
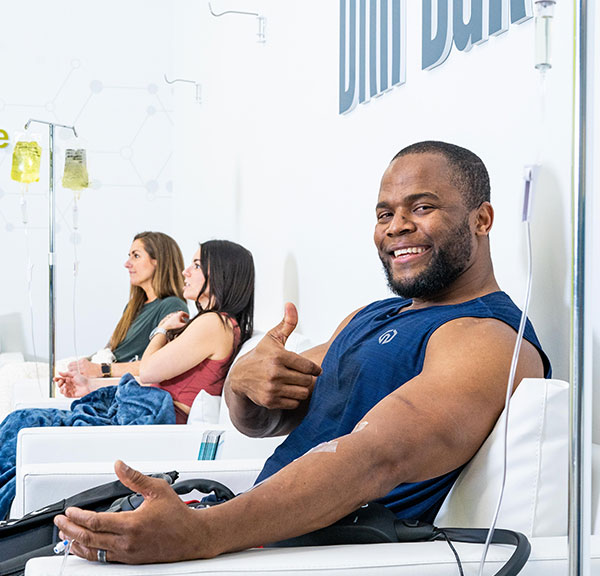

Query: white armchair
[24,378,600,575]
[11,330,313,517]
[13,422,284,517]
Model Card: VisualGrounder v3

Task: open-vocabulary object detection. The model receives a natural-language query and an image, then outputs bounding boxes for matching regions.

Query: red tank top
[158,316,241,424]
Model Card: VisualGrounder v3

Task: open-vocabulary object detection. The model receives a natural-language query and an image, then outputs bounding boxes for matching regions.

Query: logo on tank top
[378,329,397,345]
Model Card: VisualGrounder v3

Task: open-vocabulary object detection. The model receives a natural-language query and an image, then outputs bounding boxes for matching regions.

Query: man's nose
[386,212,416,235]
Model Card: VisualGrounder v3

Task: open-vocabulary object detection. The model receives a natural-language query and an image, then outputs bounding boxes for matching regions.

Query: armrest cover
[435,378,568,537]
[17,423,284,468]
[14,458,264,517]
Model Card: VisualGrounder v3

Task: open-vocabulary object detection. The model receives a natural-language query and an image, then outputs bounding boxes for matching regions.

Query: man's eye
[414,205,434,213]
[377,212,392,221]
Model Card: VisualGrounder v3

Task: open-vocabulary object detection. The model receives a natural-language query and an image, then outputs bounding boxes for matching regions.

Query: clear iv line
[56,538,73,576]
[71,196,82,375]
[72,239,81,373]
[536,66,548,166]
[476,221,534,576]
[21,184,42,394]
[477,6,551,570]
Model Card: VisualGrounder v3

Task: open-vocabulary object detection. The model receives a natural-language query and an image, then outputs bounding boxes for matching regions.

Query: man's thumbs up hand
[227,302,321,412]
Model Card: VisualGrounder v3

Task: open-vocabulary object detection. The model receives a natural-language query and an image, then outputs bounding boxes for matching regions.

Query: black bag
[0,471,235,576]
[0,474,529,576]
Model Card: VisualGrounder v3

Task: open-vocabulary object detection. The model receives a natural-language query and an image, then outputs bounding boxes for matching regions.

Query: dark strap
[107,477,236,513]
[434,527,531,576]
[272,502,530,576]
[171,479,235,502]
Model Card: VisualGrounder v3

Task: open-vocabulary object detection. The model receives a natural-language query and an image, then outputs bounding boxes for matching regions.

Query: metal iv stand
[24,119,78,398]
[571,0,591,574]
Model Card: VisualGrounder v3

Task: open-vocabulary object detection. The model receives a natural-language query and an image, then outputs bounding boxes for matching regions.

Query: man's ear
[474,202,494,236]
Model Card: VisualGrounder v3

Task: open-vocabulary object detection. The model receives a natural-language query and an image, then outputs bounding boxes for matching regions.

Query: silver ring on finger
[97,548,108,563]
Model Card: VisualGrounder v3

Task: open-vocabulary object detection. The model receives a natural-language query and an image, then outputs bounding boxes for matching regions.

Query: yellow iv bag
[62,149,89,191]
[11,141,42,183]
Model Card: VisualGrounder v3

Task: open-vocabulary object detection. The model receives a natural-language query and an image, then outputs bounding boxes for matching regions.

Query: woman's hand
[158,311,189,331]
[54,371,93,398]
[67,358,102,378]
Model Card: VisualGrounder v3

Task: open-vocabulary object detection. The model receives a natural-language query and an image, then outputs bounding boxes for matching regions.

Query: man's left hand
[54,460,213,564]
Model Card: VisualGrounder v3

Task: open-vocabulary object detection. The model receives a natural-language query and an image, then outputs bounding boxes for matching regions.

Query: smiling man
[55,141,551,564]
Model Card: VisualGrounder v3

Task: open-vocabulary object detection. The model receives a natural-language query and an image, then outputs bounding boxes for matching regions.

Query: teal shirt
[112,296,188,362]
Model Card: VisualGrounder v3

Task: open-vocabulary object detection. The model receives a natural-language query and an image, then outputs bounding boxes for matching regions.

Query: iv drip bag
[11,140,42,183]
[62,149,89,191]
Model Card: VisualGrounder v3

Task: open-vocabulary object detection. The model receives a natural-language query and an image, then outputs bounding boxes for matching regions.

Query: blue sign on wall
[340,0,533,115]
[339,0,406,115]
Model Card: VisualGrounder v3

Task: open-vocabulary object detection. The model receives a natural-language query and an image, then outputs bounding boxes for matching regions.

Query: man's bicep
[356,318,544,484]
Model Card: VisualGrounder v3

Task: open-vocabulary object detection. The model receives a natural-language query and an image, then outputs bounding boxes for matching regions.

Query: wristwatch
[101,363,112,378]
[149,326,169,341]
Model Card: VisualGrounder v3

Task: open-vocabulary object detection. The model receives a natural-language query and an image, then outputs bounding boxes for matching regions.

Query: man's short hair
[392,141,490,210]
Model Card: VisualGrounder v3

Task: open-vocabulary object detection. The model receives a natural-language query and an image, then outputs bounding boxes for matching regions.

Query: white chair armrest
[16,423,283,468]
[0,363,49,422]
[0,352,25,366]
[25,536,600,575]
[14,458,264,517]
[16,424,218,468]
[14,422,284,516]
[13,398,73,411]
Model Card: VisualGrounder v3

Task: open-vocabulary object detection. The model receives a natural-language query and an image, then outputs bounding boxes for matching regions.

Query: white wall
[0,0,177,360]
[3,1,596,437]
[171,0,572,382]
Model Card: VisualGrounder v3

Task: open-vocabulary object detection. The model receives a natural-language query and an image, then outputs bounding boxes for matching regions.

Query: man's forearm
[198,427,399,556]
[223,381,288,437]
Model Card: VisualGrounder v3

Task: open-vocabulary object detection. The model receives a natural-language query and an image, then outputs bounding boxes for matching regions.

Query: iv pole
[24,119,78,398]
[570,0,591,574]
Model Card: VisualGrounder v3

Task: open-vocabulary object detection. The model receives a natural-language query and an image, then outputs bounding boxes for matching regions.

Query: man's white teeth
[394,247,426,257]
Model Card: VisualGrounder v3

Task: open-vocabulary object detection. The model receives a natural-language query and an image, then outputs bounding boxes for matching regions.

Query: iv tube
[13,132,43,392]
[65,146,88,365]
[477,6,555,574]
[72,201,82,369]
[534,1,556,72]
[22,199,42,393]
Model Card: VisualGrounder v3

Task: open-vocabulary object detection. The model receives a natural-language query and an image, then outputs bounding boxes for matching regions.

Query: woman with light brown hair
[65,231,188,379]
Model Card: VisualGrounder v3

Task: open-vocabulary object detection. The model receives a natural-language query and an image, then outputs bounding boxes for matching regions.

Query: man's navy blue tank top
[256,291,551,522]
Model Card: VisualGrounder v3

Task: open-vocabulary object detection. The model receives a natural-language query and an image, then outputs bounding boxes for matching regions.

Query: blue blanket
[0,374,175,519]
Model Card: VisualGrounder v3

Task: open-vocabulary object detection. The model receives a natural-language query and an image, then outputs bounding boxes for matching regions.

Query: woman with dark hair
[0,240,254,518]
[57,240,255,423]
[67,231,188,379]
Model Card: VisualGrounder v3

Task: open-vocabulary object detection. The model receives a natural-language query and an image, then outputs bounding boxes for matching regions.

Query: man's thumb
[114,460,163,500]
[268,302,298,346]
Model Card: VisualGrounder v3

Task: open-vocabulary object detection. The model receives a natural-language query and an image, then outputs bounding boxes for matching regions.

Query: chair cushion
[188,390,221,424]
[434,378,568,537]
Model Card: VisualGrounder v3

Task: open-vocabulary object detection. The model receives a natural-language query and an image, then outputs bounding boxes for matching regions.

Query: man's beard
[381,217,473,300]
